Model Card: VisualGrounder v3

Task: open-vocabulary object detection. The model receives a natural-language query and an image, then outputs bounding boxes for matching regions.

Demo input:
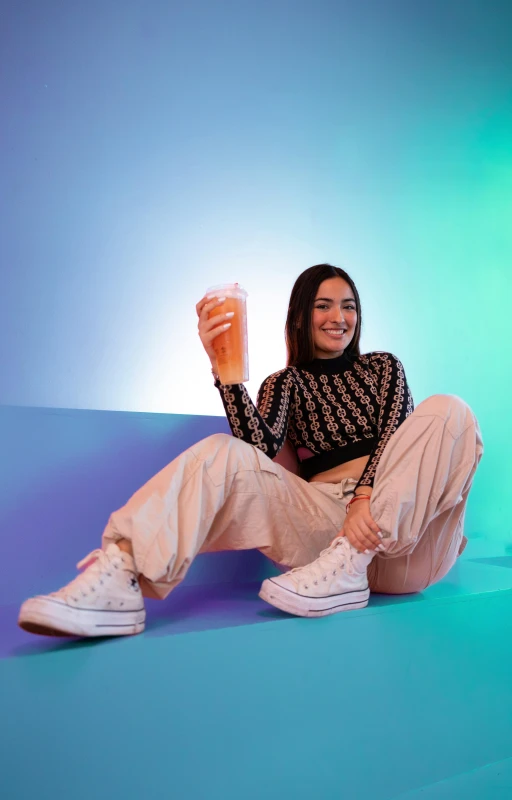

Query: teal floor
[2,548,512,800]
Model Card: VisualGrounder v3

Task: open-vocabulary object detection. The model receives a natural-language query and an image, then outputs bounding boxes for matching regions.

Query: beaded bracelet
[346,494,371,511]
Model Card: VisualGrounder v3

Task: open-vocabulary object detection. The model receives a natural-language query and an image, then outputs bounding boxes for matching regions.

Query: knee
[198,432,255,459]
[417,394,475,427]
[196,432,236,457]
[419,394,467,415]
[203,433,233,448]
[416,395,478,441]
[195,432,276,478]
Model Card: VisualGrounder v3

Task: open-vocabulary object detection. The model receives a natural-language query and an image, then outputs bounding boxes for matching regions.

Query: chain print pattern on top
[316,373,355,444]
[357,354,409,487]
[292,370,329,451]
[303,373,345,448]
[343,370,378,430]
[254,370,296,453]
[256,370,294,438]
[218,371,292,455]
[285,372,312,453]
[353,357,380,401]
[215,351,413,487]
[332,372,373,438]
[223,385,245,442]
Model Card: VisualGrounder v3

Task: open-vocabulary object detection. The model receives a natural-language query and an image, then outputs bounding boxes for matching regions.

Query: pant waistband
[312,477,358,502]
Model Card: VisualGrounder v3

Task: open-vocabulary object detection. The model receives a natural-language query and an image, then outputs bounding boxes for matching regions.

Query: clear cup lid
[205,282,247,298]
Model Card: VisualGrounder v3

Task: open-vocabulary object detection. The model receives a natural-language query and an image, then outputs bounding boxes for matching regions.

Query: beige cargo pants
[102,394,483,599]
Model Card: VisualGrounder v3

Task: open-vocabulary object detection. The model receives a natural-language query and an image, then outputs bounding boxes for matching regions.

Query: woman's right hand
[340,499,383,553]
[196,295,234,370]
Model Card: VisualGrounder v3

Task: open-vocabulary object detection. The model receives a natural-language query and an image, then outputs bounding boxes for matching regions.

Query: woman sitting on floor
[18,263,483,636]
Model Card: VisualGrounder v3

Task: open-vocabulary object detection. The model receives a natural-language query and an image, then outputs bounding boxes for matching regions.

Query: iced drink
[206,283,249,384]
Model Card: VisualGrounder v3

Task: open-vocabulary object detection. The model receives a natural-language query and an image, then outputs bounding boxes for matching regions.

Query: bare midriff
[309,454,370,485]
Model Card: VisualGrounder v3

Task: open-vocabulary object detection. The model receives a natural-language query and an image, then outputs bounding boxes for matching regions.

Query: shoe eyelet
[333,570,337,575]
[313,580,318,586]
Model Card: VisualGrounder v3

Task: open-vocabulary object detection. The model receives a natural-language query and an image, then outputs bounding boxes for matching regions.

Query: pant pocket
[254,447,283,479]
[205,436,283,487]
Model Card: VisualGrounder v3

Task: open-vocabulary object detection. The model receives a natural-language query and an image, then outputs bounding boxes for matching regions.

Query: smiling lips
[322,328,346,338]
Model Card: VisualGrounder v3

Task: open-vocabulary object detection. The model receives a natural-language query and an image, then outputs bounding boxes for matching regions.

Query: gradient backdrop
[1,0,511,542]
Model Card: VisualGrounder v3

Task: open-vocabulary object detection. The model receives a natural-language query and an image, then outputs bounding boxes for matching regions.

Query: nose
[329,307,345,324]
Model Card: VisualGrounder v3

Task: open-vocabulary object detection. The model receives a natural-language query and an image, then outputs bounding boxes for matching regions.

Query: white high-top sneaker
[259,536,372,617]
[18,544,146,637]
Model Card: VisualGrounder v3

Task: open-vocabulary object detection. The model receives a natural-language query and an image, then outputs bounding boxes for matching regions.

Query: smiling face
[311,277,357,359]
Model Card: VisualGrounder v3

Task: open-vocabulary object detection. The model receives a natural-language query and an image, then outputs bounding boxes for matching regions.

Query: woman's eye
[315,303,355,311]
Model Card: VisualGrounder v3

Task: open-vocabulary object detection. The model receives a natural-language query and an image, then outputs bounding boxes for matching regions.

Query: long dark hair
[285,264,362,366]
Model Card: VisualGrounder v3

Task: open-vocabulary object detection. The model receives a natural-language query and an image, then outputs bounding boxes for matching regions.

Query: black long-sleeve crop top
[215,351,414,489]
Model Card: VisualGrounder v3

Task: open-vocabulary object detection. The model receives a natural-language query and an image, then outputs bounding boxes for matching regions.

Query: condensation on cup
[206,283,249,384]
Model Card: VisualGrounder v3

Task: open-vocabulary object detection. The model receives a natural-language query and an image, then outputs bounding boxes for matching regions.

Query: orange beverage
[206,283,249,384]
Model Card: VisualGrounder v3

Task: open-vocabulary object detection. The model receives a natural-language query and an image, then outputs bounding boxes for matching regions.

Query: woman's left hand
[341,499,382,553]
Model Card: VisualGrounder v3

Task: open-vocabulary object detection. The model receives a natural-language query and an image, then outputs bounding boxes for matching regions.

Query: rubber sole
[259,579,370,618]
[18,598,146,638]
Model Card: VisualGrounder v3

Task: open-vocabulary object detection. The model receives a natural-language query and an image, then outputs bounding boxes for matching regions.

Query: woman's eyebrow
[314,296,356,303]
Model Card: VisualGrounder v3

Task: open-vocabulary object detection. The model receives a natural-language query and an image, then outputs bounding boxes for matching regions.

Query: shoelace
[285,536,355,588]
[51,548,120,602]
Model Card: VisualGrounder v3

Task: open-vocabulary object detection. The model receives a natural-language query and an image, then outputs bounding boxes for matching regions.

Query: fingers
[201,318,233,345]
[201,311,234,334]
[197,297,235,342]
[196,295,235,354]
[196,296,212,317]
[199,313,234,351]
[344,514,383,553]
[346,530,381,554]
[337,510,385,556]
[196,295,226,319]
[367,517,381,535]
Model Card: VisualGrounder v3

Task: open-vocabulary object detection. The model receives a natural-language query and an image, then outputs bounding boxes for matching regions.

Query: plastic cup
[206,283,249,384]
